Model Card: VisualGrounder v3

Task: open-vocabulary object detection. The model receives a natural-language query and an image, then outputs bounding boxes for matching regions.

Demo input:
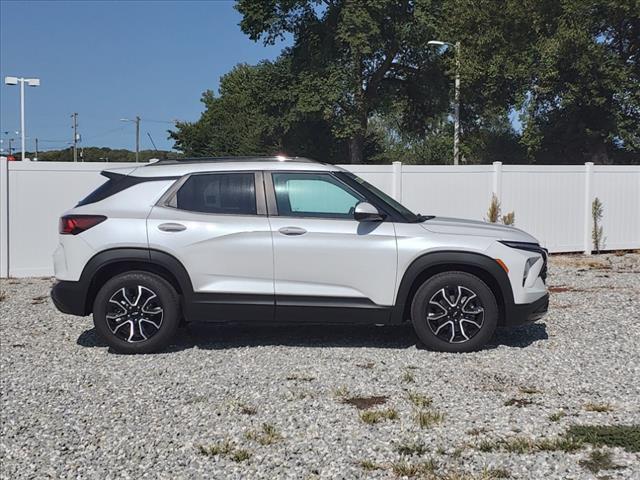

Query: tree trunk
[348,134,364,164]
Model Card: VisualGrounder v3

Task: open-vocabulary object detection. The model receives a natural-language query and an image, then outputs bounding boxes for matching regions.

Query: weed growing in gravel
[503,398,534,408]
[230,449,251,462]
[567,425,640,452]
[31,295,47,304]
[238,403,257,415]
[197,439,234,457]
[579,449,621,473]
[416,410,445,428]
[360,408,398,424]
[396,440,428,456]
[402,371,416,383]
[333,386,350,398]
[245,423,282,445]
[467,427,487,436]
[476,436,582,454]
[0,291,6,302]
[482,467,511,479]
[408,392,432,408]
[391,459,437,477]
[358,459,382,471]
[343,395,388,410]
[584,402,613,412]
[518,386,541,395]
[549,411,566,422]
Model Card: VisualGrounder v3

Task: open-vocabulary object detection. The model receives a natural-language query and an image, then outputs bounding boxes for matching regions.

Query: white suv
[51,157,548,354]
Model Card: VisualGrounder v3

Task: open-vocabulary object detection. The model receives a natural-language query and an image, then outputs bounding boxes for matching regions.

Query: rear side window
[175,173,257,215]
[77,172,179,207]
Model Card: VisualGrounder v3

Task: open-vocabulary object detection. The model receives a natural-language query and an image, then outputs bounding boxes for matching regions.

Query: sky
[0,0,288,153]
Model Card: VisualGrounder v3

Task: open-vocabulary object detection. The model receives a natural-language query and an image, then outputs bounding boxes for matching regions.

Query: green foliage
[24,147,177,163]
[169,0,639,164]
[567,425,640,452]
[592,197,605,253]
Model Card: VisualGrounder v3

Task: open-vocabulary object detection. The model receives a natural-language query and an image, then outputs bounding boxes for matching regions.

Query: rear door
[147,171,274,321]
[266,171,397,322]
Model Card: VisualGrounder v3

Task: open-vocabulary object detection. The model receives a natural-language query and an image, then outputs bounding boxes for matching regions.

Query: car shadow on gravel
[76,322,548,353]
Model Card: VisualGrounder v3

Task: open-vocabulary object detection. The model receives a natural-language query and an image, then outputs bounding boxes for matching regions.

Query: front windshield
[342,172,424,222]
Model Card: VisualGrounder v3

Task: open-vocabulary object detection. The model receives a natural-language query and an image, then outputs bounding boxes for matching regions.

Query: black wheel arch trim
[390,250,516,326]
[68,247,194,316]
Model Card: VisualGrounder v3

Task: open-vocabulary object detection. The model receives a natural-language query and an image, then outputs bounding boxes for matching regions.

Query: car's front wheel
[411,271,498,352]
[93,271,180,354]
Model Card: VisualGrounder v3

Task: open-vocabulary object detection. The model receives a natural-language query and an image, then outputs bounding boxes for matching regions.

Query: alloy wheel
[426,285,484,343]
[106,285,164,343]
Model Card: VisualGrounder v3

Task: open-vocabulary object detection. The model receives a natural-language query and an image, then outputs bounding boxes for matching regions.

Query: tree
[236,0,450,163]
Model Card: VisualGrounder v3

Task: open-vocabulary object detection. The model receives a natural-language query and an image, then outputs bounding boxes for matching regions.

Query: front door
[266,171,397,323]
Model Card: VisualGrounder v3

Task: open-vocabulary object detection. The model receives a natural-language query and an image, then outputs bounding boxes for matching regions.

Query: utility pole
[35,138,38,161]
[135,115,140,163]
[71,112,78,162]
[8,138,13,155]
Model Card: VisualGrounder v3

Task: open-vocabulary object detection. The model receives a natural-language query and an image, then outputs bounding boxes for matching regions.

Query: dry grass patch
[416,410,445,428]
[245,423,282,445]
[402,370,416,383]
[358,459,383,471]
[356,361,375,369]
[0,291,6,302]
[391,459,437,477]
[408,392,433,408]
[343,395,388,410]
[360,408,398,424]
[286,373,315,382]
[238,403,257,415]
[518,386,542,395]
[584,402,613,412]
[477,436,582,454]
[197,439,235,457]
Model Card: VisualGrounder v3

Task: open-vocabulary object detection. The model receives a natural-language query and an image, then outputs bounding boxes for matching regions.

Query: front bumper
[51,280,88,316]
[504,293,549,327]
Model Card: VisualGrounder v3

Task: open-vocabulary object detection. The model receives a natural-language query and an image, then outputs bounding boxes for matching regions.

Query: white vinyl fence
[1,158,639,277]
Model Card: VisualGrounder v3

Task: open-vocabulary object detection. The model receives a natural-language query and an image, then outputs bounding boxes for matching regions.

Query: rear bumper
[51,280,88,316]
[504,293,549,327]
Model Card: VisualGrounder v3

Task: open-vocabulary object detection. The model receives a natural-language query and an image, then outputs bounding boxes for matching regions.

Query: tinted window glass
[175,173,256,215]
[272,173,364,219]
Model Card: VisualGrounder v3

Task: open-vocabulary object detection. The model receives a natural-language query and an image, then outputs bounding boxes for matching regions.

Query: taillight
[59,215,107,235]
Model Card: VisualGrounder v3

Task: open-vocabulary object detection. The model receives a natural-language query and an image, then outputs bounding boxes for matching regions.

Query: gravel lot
[1,254,639,479]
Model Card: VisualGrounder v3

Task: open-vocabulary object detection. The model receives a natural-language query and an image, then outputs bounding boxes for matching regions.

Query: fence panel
[1,159,639,277]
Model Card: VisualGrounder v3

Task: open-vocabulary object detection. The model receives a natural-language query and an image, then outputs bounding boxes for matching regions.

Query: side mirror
[354,202,385,222]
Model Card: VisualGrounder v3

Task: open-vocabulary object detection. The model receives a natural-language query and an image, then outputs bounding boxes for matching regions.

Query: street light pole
[427,41,461,165]
[4,76,40,161]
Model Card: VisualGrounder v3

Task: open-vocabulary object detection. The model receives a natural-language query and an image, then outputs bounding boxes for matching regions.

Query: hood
[421,216,539,243]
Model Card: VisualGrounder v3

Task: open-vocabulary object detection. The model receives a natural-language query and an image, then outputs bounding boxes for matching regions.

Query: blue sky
[0,0,288,153]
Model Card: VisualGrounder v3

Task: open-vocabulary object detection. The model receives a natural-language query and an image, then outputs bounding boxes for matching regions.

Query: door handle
[278,226,307,236]
[158,223,186,232]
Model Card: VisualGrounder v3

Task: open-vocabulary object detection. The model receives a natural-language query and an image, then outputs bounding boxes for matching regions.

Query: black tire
[93,271,180,354]
[411,271,498,353]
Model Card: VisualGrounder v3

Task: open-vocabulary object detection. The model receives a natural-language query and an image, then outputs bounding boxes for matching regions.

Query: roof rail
[147,156,320,166]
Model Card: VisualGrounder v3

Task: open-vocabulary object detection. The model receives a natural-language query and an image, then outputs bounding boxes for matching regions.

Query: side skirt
[184,294,392,325]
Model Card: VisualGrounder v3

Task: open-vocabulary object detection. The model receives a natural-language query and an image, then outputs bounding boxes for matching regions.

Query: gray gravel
[1,254,639,479]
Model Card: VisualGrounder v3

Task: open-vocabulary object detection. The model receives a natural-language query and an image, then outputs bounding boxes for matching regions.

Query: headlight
[523,257,538,285]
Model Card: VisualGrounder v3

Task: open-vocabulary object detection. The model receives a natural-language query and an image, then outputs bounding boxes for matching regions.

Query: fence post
[0,157,8,278]
[492,161,503,200]
[583,162,594,255]
[392,161,403,202]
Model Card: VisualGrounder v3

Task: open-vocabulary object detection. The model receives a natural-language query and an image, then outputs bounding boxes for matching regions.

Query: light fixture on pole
[427,40,461,165]
[4,76,41,162]
[120,116,141,162]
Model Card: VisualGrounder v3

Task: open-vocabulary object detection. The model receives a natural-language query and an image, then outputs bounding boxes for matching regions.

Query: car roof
[115,156,345,178]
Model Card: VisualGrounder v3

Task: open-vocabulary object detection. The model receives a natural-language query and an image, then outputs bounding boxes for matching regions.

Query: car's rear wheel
[411,271,498,352]
[93,271,180,354]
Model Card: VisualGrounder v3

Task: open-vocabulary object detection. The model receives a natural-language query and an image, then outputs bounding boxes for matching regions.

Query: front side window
[174,173,256,215]
[272,172,364,219]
